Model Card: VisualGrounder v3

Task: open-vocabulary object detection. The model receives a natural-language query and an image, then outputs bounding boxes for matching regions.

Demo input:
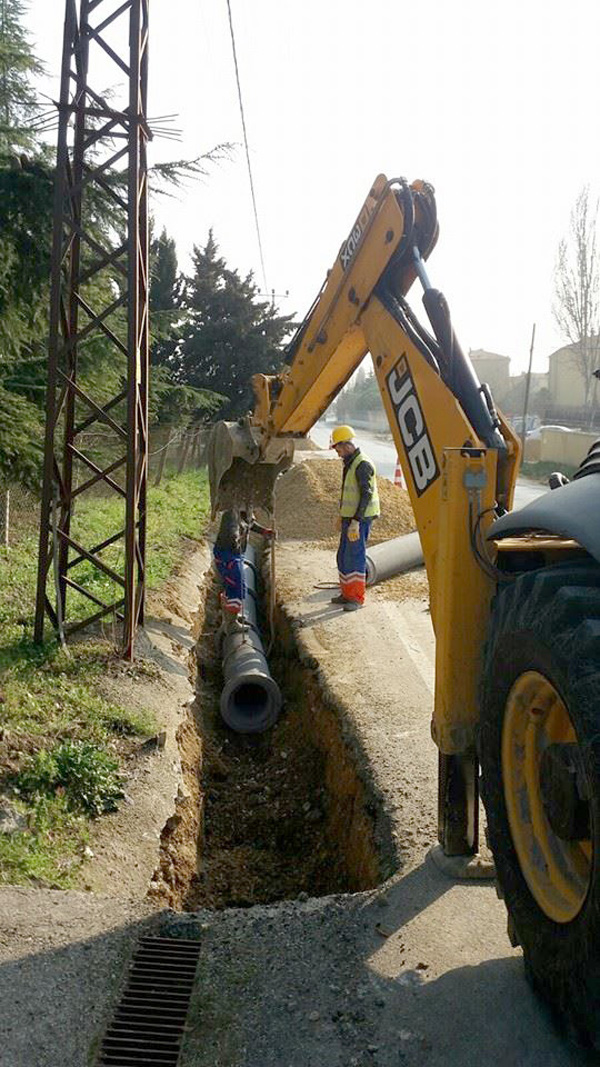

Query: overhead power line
[225,0,269,295]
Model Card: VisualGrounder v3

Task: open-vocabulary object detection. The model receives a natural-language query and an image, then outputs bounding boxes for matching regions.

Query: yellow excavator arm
[251,174,424,435]
[209,174,521,776]
[210,174,519,511]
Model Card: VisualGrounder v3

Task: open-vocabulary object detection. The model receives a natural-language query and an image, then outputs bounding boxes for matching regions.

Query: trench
[149,558,385,911]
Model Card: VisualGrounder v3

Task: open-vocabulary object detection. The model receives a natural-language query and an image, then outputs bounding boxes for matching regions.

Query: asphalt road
[310,421,546,509]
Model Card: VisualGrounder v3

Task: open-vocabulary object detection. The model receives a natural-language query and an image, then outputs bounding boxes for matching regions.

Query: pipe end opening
[221,677,281,734]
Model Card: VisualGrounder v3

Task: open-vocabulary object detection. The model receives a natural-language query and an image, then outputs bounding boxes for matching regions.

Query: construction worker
[213,509,274,630]
[330,425,380,611]
[213,510,245,627]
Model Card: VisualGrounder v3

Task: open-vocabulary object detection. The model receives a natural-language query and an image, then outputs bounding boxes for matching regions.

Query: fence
[542,406,600,431]
[0,423,208,550]
[148,425,207,487]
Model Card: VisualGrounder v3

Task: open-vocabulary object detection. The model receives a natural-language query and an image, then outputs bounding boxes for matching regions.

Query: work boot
[330,594,348,605]
[343,601,363,612]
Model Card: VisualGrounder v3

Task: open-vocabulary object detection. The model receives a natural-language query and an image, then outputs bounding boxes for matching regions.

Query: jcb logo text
[386,357,439,495]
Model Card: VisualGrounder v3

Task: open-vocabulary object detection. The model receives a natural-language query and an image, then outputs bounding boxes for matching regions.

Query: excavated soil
[370,568,429,602]
[274,458,414,544]
[150,567,382,911]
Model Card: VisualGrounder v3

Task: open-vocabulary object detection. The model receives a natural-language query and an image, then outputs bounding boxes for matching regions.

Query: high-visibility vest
[340,450,380,518]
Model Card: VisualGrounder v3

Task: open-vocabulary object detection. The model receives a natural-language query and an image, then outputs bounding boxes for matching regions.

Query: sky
[25,0,600,376]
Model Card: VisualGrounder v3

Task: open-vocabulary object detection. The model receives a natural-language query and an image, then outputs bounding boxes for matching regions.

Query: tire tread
[481,562,600,1048]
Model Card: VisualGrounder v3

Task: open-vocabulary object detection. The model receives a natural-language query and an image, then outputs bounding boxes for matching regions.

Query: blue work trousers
[336,518,372,603]
[213,547,245,613]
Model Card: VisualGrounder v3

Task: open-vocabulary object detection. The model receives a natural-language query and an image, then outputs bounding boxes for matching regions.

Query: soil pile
[274,458,414,544]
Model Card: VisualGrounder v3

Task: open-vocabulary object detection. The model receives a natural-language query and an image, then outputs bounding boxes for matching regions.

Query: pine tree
[0,0,50,383]
[150,228,179,313]
[148,226,223,425]
[0,0,42,154]
[177,233,294,420]
[149,227,181,370]
[0,153,54,357]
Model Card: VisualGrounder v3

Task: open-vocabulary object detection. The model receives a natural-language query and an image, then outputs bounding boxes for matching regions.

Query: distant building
[548,343,592,409]
[526,370,549,392]
[469,349,510,399]
[504,369,549,400]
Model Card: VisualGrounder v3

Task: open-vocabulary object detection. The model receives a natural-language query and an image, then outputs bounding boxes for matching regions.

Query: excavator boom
[209,175,518,518]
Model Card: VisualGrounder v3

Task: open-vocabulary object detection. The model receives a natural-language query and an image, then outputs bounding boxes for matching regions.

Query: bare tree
[553,186,600,421]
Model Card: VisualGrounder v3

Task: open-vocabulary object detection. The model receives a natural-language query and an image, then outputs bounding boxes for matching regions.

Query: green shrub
[17,740,124,816]
[17,747,58,794]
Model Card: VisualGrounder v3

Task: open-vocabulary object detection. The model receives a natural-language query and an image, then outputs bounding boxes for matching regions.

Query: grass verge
[0,469,210,887]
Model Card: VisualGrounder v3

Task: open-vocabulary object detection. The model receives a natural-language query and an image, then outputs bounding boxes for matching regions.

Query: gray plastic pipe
[365,531,424,586]
[219,543,282,733]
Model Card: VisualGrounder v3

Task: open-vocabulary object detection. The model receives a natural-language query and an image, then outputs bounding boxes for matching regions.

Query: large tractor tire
[480,562,600,1046]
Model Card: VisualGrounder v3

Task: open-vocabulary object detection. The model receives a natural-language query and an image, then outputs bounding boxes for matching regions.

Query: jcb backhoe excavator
[208,174,600,1044]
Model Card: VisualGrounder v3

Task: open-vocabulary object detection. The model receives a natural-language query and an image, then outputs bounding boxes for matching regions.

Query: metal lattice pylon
[35,0,149,658]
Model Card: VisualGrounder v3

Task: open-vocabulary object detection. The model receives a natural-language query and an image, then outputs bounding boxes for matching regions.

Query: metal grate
[98,936,201,1066]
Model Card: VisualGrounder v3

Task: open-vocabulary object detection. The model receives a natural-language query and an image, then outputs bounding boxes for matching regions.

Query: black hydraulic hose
[375,279,441,375]
[421,286,506,453]
[385,181,438,287]
[284,281,327,363]
[373,184,445,374]
[398,295,448,377]
[391,180,416,261]
[412,183,439,262]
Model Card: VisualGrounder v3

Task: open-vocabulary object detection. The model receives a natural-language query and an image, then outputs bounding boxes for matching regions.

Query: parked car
[526,424,573,441]
[511,415,540,435]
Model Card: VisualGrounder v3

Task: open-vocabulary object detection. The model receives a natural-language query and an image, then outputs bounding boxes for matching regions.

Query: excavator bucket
[207,418,294,518]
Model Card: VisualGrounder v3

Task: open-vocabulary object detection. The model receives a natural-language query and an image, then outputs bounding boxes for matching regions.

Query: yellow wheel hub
[502,671,592,924]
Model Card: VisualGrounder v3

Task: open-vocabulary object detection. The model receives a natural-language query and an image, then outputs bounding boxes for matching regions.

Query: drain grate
[98,935,202,1066]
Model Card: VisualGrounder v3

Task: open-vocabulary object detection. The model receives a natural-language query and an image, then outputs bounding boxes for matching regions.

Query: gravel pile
[274,459,414,544]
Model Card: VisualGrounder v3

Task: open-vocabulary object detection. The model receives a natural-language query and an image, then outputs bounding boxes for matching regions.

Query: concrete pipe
[365,531,424,586]
[219,543,282,733]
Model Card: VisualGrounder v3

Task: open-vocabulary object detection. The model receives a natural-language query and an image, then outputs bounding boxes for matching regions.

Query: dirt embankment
[149,569,382,911]
[274,459,414,544]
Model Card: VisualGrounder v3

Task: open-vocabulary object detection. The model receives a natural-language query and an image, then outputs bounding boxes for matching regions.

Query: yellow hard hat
[330,424,356,447]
